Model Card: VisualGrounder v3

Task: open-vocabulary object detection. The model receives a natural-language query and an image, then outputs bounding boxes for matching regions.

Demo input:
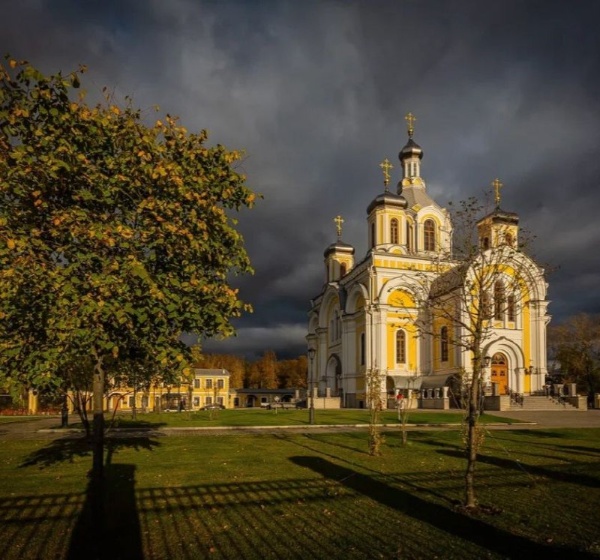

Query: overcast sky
[3,0,600,359]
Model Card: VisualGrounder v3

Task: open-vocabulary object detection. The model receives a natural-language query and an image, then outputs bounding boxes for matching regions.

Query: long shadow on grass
[66,463,142,560]
[291,455,598,560]
[421,432,600,470]
[290,432,371,456]
[0,464,143,560]
[20,434,161,469]
[15,435,159,560]
[435,449,600,489]
[4,468,597,559]
[487,432,600,459]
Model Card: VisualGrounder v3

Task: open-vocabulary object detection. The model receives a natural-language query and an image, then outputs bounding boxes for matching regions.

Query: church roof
[429,262,468,298]
[324,239,354,258]
[366,191,408,214]
[477,207,519,225]
[400,138,423,159]
[402,184,443,212]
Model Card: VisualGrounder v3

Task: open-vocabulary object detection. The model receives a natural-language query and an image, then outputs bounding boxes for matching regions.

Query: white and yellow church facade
[307,115,550,409]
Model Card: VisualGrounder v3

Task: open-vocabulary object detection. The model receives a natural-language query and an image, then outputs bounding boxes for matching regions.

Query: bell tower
[324,215,355,282]
[477,179,519,250]
[366,158,408,249]
[399,112,425,189]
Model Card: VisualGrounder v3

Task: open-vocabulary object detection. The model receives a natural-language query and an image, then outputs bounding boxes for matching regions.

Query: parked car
[200,403,225,411]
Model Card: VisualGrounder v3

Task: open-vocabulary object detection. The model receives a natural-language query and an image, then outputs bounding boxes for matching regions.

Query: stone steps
[508,396,576,411]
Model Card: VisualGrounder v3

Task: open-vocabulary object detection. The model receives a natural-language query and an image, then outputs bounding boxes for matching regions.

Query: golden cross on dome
[405,112,416,138]
[492,178,503,207]
[379,158,393,188]
[334,215,344,239]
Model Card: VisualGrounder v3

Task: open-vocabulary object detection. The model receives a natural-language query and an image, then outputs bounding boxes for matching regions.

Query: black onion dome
[367,191,408,215]
[324,240,355,259]
[399,138,423,160]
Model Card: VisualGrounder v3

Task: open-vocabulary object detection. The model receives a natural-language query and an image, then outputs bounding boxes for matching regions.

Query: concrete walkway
[2,410,600,440]
[487,408,600,428]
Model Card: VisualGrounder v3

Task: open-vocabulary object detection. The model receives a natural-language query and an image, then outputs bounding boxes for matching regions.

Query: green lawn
[1,427,599,559]
[0,416,44,424]
[94,408,514,429]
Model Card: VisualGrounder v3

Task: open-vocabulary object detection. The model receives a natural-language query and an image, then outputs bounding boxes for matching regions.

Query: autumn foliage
[0,57,256,388]
[195,352,308,390]
[0,57,257,479]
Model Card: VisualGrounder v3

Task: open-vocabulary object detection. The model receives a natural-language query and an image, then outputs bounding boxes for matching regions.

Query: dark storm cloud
[3,0,600,358]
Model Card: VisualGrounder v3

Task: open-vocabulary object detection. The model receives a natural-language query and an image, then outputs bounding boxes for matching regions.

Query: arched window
[482,237,490,250]
[492,353,506,366]
[396,330,406,364]
[424,219,436,251]
[390,218,399,244]
[494,280,505,321]
[406,222,413,252]
[441,326,449,362]
[340,263,347,277]
[371,223,376,248]
[507,295,516,322]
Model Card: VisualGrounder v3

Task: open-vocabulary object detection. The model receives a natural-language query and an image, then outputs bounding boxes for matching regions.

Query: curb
[37,421,538,434]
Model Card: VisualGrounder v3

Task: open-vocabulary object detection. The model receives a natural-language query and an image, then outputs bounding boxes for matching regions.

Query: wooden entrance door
[491,353,508,394]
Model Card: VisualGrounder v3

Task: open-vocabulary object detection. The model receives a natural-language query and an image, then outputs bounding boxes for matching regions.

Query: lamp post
[308,347,316,425]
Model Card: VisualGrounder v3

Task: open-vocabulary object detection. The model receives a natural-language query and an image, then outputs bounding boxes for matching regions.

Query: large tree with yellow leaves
[0,58,256,480]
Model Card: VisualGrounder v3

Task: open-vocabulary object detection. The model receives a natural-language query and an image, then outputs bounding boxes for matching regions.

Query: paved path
[487,409,600,428]
[2,410,600,440]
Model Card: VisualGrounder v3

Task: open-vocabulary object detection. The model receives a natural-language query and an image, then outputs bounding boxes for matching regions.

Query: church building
[306,114,550,409]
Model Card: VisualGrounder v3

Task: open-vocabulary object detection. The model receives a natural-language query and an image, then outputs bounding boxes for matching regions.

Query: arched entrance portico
[323,354,342,397]
[491,353,509,394]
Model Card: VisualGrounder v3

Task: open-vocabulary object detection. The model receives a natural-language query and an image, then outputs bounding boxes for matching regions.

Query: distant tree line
[548,313,600,401]
[193,350,308,390]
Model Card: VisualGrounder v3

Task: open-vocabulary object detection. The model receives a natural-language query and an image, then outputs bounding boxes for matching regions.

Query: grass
[1,425,599,559]
[0,416,40,424]
[92,408,515,429]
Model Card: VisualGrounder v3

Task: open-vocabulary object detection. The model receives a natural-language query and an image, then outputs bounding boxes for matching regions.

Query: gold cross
[379,158,393,188]
[334,215,344,239]
[405,112,416,137]
[492,178,503,207]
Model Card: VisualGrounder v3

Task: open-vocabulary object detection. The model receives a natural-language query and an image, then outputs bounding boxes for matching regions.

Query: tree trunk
[92,359,105,483]
[464,365,481,508]
[72,390,91,438]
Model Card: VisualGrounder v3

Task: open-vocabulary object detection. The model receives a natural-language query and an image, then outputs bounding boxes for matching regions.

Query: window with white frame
[424,219,436,251]
[390,218,399,244]
[396,330,406,364]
